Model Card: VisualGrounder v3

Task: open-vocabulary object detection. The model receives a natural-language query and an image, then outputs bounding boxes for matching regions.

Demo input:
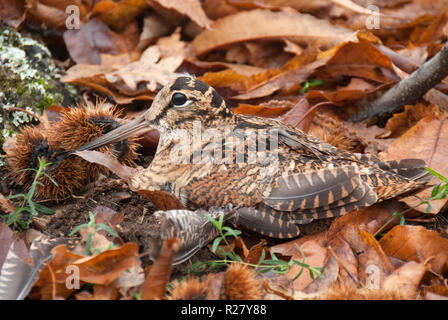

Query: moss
[0,25,80,166]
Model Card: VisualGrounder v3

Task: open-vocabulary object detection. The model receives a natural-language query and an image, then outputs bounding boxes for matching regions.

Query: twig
[7,107,40,121]
[328,246,360,288]
[351,42,448,122]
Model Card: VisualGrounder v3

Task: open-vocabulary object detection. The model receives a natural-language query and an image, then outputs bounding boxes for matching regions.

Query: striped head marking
[145,77,233,133]
[72,77,234,153]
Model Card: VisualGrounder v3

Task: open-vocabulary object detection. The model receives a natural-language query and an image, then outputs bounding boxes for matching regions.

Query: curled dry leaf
[0,222,30,270]
[26,0,94,30]
[63,18,121,65]
[379,225,448,276]
[141,238,180,300]
[338,224,394,286]
[0,0,26,28]
[75,150,137,182]
[72,243,140,284]
[149,0,212,29]
[232,103,292,118]
[90,0,150,31]
[382,261,429,300]
[0,193,16,215]
[385,103,440,138]
[380,114,448,213]
[63,44,184,103]
[193,8,355,56]
[326,200,405,239]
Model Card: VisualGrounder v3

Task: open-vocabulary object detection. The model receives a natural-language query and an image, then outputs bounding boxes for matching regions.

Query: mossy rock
[0,25,80,165]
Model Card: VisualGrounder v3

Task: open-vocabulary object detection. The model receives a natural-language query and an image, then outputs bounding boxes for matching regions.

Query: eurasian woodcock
[74,76,430,262]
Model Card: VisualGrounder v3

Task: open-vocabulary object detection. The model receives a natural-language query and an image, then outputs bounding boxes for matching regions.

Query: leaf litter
[0,0,448,301]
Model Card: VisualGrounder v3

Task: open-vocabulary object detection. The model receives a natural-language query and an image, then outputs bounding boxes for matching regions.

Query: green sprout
[299,79,325,94]
[69,211,118,255]
[187,212,322,280]
[374,167,448,237]
[4,157,56,229]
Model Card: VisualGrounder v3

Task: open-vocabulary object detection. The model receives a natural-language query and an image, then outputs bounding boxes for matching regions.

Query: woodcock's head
[75,77,233,151]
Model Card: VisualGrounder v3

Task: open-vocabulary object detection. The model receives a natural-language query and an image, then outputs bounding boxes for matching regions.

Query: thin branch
[351,42,448,122]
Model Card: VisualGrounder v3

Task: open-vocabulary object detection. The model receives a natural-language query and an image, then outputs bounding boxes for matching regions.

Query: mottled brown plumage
[75,77,430,257]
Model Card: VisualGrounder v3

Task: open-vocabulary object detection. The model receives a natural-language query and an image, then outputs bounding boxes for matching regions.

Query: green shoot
[374,167,448,237]
[69,211,118,255]
[187,212,322,280]
[4,157,56,229]
[299,79,325,94]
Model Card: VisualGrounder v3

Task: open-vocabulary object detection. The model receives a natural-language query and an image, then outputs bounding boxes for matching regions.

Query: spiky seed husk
[166,277,208,300]
[6,126,87,200]
[221,264,263,300]
[50,103,139,183]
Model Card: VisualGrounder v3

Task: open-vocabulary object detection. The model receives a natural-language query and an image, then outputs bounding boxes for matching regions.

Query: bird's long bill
[72,113,150,153]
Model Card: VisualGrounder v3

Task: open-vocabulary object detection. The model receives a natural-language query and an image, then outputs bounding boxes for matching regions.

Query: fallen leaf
[0,193,16,215]
[74,243,140,284]
[137,13,172,50]
[380,114,448,213]
[141,238,180,300]
[149,0,212,29]
[63,44,184,102]
[379,225,448,276]
[382,261,429,299]
[63,18,120,64]
[90,0,150,31]
[385,103,440,138]
[75,150,137,181]
[193,8,355,56]
[233,103,291,118]
[285,240,327,292]
[26,0,91,30]
[326,200,406,240]
[339,225,394,286]
[0,0,26,28]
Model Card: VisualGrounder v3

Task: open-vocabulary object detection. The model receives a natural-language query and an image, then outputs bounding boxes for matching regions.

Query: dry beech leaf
[232,37,391,100]
[63,44,184,103]
[385,103,440,138]
[26,0,91,30]
[339,225,394,286]
[380,114,448,213]
[311,39,395,84]
[63,18,120,65]
[382,261,429,300]
[0,193,16,215]
[326,200,405,240]
[0,0,26,28]
[73,243,140,284]
[90,0,150,31]
[138,13,172,50]
[75,150,137,182]
[193,8,355,56]
[286,240,327,292]
[141,238,180,300]
[329,0,385,16]
[270,231,327,258]
[149,0,212,29]
[379,225,448,276]
[30,244,84,299]
[233,103,292,118]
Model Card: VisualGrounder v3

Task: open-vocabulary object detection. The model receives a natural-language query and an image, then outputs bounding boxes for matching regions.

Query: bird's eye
[171,92,189,107]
